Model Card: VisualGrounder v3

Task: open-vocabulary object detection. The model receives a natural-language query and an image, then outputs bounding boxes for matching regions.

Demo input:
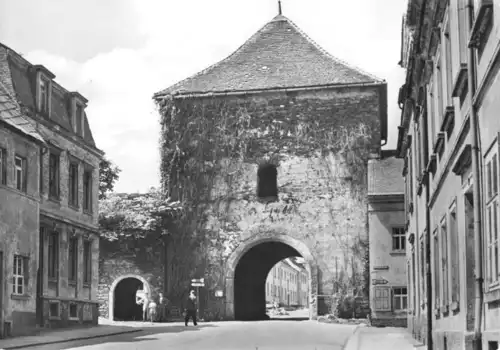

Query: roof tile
[156,15,383,97]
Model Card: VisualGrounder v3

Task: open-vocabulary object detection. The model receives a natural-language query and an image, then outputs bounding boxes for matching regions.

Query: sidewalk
[344,326,424,350]
[0,324,141,350]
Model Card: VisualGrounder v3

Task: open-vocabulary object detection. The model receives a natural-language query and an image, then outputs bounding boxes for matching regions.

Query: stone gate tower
[154,13,388,320]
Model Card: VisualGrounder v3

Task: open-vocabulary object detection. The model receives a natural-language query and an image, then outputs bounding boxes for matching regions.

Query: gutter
[465,0,484,349]
[154,81,386,100]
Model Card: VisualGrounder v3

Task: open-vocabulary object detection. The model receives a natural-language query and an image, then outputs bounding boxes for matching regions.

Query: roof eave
[0,119,46,145]
[153,80,386,101]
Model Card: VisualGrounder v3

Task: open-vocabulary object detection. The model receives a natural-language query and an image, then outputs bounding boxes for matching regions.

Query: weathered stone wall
[0,125,40,337]
[98,235,165,320]
[159,85,384,319]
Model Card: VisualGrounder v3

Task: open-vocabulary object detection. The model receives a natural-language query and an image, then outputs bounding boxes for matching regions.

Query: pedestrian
[136,288,150,322]
[148,299,158,323]
[184,290,198,326]
[158,292,169,322]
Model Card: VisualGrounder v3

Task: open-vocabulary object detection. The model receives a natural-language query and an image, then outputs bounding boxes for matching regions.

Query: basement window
[257,164,278,201]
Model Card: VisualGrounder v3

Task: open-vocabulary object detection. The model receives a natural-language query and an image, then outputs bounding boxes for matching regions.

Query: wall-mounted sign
[215,290,223,297]
[372,278,389,285]
[372,266,389,271]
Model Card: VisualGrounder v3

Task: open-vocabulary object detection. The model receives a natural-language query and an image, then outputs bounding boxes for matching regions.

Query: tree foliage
[98,188,183,241]
[99,156,121,200]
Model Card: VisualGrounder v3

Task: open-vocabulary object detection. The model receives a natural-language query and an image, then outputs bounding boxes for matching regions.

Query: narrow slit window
[257,164,278,199]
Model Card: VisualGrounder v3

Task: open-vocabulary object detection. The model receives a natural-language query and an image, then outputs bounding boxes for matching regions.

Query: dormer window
[75,104,83,136]
[34,65,55,116]
[70,92,87,138]
[39,78,49,113]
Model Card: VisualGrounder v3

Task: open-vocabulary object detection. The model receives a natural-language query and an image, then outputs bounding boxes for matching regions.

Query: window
[75,104,83,136]
[408,148,413,205]
[373,287,391,311]
[428,82,436,149]
[14,155,27,192]
[12,255,27,295]
[0,147,6,185]
[485,141,500,285]
[477,15,493,60]
[393,287,408,311]
[433,230,441,308]
[435,57,444,126]
[83,169,92,212]
[49,152,60,199]
[69,303,78,319]
[440,219,450,308]
[420,235,426,304]
[449,204,460,304]
[412,249,417,310]
[83,240,92,285]
[392,227,406,251]
[443,15,453,107]
[68,162,79,207]
[49,301,60,318]
[39,77,50,114]
[48,231,59,281]
[257,163,278,199]
[68,237,78,283]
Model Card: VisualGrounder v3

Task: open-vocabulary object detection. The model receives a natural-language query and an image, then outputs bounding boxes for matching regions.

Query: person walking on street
[158,293,169,322]
[184,290,198,326]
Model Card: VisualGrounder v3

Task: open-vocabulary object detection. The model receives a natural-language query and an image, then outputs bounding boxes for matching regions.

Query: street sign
[372,278,388,285]
[191,278,204,283]
[215,290,223,297]
[191,282,205,287]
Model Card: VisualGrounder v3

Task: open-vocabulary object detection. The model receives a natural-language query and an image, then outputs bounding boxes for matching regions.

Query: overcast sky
[0,0,407,193]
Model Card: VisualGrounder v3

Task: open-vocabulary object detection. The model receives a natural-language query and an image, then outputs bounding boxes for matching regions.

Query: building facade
[0,80,45,338]
[154,12,387,321]
[0,43,103,336]
[265,258,309,307]
[398,0,500,349]
[367,152,406,327]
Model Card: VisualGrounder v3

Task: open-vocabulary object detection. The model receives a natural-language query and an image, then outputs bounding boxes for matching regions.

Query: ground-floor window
[373,287,391,311]
[393,287,408,311]
[12,255,27,295]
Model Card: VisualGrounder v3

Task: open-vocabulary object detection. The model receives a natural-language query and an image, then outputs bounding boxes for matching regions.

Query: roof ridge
[282,16,384,83]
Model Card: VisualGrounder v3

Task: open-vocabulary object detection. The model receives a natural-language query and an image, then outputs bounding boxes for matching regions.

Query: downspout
[423,103,433,350]
[465,0,484,349]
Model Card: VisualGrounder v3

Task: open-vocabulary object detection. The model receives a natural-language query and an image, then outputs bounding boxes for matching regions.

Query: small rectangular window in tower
[257,163,278,200]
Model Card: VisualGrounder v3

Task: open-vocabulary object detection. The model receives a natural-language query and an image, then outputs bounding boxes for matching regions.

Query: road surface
[26,320,357,350]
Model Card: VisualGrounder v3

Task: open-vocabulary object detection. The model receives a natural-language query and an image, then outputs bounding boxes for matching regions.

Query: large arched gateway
[225,234,318,321]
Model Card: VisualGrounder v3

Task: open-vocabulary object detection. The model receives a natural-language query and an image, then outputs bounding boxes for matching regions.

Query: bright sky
[0,0,407,193]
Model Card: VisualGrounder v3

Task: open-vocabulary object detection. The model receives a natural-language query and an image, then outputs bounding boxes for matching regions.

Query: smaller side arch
[108,274,150,321]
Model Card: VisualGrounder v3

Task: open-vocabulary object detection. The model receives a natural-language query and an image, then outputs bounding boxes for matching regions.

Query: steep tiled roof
[0,79,44,143]
[0,43,97,149]
[368,155,404,196]
[155,15,383,97]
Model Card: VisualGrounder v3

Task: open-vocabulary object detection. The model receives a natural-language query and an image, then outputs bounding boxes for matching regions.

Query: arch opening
[234,241,309,321]
[113,277,144,321]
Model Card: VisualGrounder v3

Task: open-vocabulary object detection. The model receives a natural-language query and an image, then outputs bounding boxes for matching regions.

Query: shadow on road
[268,317,309,321]
[49,324,218,349]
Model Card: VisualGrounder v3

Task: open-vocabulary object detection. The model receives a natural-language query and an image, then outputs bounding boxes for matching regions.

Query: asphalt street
[24,320,357,350]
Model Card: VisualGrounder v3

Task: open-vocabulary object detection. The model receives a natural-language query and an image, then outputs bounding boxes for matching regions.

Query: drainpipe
[465,0,484,349]
[423,102,433,350]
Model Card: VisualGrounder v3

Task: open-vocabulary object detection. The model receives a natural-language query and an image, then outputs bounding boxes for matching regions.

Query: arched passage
[108,275,150,321]
[225,234,318,321]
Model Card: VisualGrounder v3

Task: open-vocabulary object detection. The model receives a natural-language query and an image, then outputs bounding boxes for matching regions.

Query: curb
[341,324,365,350]
[0,329,142,350]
